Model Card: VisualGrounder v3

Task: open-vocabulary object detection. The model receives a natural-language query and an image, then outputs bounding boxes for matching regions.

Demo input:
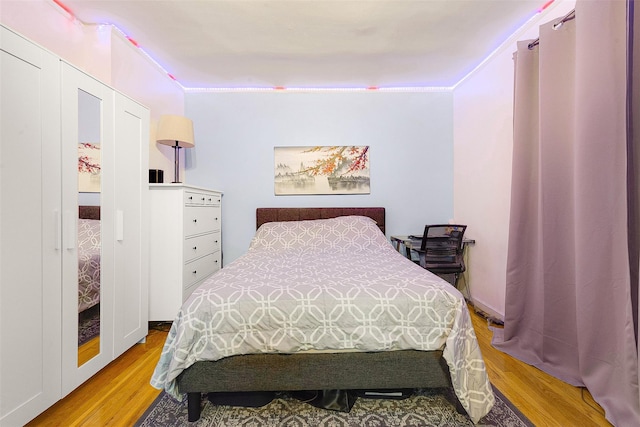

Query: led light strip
[184,86,454,93]
[110,26,180,83]
[51,0,555,93]
[451,0,556,89]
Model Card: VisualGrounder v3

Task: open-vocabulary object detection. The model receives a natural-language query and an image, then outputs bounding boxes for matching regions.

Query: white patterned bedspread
[150,216,494,422]
[78,218,101,313]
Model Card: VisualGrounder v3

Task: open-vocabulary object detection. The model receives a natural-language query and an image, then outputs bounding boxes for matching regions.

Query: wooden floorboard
[26,327,168,427]
[470,305,612,427]
[26,309,612,426]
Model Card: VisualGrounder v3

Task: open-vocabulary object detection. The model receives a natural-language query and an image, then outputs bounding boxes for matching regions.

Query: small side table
[391,235,475,259]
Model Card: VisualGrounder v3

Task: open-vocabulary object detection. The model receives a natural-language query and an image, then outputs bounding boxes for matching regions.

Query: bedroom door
[0,27,62,427]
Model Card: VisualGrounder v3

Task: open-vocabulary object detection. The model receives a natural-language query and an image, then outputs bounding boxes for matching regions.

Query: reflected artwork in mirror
[77,89,101,366]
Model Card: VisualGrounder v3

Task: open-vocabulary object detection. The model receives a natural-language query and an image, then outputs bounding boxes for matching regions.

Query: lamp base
[172,143,182,183]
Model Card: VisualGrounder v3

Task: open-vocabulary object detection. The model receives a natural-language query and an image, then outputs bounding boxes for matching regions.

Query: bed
[150,207,495,423]
[78,206,101,313]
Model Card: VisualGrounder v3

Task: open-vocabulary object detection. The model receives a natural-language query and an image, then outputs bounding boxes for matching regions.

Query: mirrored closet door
[61,63,115,395]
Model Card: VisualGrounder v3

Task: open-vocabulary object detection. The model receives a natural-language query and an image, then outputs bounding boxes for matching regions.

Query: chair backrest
[418,224,467,278]
[419,224,467,255]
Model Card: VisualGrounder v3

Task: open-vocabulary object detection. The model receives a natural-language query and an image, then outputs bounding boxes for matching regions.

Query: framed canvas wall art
[274,146,370,195]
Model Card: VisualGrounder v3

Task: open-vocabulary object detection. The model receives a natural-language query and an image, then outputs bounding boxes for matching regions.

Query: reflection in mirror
[77,89,101,366]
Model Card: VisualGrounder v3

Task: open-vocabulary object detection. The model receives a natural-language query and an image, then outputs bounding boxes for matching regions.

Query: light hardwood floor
[26,326,168,427]
[26,309,612,426]
[469,307,611,426]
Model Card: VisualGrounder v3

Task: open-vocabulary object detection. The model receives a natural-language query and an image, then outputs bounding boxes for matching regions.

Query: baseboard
[469,299,504,325]
[149,321,173,332]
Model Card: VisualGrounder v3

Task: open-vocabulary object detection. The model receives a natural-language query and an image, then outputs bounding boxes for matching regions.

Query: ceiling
[61,0,550,89]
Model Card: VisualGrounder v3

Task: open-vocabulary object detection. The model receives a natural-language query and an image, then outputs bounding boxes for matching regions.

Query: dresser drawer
[185,191,222,207]
[204,194,221,206]
[183,253,219,287]
[183,232,220,263]
[184,206,220,236]
[184,191,207,206]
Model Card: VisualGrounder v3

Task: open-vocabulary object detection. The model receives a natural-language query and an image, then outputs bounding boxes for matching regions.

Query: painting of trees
[78,143,101,192]
[274,146,370,195]
[300,146,369,177]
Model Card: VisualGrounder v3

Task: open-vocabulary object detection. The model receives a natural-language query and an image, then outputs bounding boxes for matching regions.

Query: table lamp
[156,115,195,183]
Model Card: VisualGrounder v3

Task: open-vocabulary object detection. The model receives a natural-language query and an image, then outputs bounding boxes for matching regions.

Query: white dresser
[149,184,223,321]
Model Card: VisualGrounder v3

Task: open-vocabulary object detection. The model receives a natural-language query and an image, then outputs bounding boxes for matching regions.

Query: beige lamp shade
[156,115,195,148]
[156,114,195,183]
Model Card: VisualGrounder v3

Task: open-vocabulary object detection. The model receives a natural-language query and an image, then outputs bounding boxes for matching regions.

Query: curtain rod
[528,9,576,50]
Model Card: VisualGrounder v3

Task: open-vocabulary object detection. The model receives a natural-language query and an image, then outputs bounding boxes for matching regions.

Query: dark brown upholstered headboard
[256,207,385,235]
[79,206,101,220]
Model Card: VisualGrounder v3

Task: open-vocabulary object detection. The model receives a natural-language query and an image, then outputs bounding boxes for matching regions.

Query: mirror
[77,89,102,366]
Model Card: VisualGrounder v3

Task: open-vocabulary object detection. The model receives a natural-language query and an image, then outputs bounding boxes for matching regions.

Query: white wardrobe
[0,25,149,426]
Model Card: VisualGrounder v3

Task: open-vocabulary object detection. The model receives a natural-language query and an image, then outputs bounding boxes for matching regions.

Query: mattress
[150,215,494,422]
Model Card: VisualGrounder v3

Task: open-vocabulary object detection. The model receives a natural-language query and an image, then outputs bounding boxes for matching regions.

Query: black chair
[414,224,467,287]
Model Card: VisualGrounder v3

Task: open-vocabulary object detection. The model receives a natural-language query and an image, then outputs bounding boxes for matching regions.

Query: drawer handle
[193,219,197,223]
[192,270,197,274]
[188,196,193,200]
[201,197,205,201]
[193,246,197,250]
[215,217,219,221]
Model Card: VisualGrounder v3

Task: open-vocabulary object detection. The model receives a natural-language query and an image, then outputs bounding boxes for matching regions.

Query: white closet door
[112,93,149,357]
[60,62,115,396]
[0,27,62,427]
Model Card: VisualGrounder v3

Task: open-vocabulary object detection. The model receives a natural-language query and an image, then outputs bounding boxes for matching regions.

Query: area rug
[78,304,100,346]
[135,387,533,427]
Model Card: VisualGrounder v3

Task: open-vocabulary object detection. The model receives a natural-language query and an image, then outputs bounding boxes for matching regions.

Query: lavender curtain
[492,1,640,425]
[634,1,640,412]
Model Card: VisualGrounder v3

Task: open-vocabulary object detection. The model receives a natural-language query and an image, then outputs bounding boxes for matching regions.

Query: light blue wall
[186,91,454,264]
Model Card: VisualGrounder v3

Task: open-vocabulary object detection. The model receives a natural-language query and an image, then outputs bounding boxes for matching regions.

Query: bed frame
[255,207,386,234]
[176,207,463,422]
[79,205,100,220]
